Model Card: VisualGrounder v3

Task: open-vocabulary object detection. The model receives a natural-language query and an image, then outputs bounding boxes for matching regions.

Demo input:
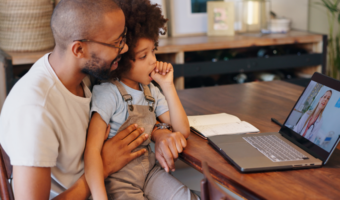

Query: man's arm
[13,124,148,200]
[13,166,52,200]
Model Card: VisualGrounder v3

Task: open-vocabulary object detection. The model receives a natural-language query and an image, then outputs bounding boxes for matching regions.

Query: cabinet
[0,31,326,109]
[156,31,326,89]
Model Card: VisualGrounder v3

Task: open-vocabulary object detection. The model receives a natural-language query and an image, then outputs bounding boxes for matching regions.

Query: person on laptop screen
[293,90,332,141]
[285,81,340,153]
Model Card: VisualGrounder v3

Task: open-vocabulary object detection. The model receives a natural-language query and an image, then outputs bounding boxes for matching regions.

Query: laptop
[208,72,340,172]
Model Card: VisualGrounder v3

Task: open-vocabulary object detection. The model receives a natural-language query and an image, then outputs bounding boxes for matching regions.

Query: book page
[194,121,259,137]
[188,113,240,127]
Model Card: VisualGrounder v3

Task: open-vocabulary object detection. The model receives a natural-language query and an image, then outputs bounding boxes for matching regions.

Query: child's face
[123,38,157,88]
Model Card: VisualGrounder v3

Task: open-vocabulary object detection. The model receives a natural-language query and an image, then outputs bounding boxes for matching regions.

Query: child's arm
[84,112,110,200]
[151,61,190,138]
[150,61,190,172]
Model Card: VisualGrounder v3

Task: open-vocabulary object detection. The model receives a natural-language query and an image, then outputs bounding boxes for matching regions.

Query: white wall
[308,0,330,34]
[271,0,309,31]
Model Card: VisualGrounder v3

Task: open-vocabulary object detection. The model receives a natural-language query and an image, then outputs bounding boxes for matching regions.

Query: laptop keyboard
[243,135,309,162]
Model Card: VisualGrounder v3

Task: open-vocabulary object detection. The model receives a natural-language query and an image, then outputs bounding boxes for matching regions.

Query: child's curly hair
[111,0,168,80]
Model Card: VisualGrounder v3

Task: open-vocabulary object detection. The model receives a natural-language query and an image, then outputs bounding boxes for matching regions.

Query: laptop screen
[281,73,340,163]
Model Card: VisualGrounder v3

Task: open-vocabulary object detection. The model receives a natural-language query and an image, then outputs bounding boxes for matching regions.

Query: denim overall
[105,80,198,200]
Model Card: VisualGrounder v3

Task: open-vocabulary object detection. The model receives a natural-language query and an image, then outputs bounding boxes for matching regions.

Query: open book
[188,113,259,139]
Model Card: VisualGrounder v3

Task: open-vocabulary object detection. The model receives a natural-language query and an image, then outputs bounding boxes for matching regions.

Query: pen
[271,118,283,127]
[190,127,207,140]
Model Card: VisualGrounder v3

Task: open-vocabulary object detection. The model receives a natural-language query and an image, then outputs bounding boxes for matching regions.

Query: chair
[0,144,14,200]
[0,48,13,111]
[200,162,265,200]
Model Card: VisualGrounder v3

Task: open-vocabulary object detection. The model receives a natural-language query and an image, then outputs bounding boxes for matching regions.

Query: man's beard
[81,53,117,81]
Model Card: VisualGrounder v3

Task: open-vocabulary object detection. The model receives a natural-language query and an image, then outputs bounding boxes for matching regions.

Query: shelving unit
[0,31,327,109]
[156,31,326,89]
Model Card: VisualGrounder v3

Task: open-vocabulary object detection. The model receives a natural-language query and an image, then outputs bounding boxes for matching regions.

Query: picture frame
[207,2,234,36]
[150,0,168,37]
[166,0,208,37]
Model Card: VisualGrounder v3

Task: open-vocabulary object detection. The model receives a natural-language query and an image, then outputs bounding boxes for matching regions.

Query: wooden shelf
[7,31,323,65]
[7,49,52,65]
[173,53,323,78]
[157,31,323,54]
[1,30,326,94]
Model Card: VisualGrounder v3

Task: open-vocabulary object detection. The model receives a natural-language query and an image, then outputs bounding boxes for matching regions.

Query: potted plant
[316,0,340,79]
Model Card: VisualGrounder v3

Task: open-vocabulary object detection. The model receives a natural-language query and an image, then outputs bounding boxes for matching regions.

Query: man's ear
[71,41,85,58]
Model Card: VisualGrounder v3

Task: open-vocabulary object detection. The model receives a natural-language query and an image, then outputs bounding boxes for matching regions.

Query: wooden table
[178,80,340,199]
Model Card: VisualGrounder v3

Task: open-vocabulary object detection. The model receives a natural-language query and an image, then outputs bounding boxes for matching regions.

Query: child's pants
[105,146,199,200]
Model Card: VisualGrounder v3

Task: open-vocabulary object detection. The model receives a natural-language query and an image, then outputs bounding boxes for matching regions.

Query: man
[0,0,189,199]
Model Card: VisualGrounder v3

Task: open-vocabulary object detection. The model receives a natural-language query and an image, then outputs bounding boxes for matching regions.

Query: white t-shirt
[0,53,92,199]
[91,81,168,138]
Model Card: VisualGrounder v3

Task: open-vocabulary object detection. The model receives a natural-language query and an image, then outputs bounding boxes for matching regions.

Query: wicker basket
[0,0,55,52]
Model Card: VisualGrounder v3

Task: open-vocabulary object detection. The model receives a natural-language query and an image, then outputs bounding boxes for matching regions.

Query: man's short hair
[51,0,120,50]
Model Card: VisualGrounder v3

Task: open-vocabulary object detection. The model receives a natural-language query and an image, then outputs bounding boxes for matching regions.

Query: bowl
[268,19,291,33]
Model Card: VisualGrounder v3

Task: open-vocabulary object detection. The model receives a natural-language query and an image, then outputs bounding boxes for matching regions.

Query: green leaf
[335,36,340,70]
[320,0,338,13]
[333,0,340,11]
[338,12,340,24]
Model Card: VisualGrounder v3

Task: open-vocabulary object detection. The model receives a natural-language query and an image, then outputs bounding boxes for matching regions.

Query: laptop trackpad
[218,142,264,159]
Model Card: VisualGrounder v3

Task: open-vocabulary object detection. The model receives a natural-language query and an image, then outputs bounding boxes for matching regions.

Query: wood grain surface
[178,81,340,200]
[157,31,322,54]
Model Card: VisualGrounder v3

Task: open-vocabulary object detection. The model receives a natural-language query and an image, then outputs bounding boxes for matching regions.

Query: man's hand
[101,124,148,177]
[152,128,187,172]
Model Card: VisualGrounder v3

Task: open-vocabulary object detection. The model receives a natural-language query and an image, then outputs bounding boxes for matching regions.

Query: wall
[308,0,330,34]
[225,0,330,34]
[271,0,309,31]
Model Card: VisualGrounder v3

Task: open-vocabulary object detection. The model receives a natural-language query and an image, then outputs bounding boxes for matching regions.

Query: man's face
[81,53,114,80]
[81,9,127,80]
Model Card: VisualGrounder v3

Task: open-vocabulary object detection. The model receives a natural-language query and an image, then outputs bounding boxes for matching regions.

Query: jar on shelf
[235,0,271,33]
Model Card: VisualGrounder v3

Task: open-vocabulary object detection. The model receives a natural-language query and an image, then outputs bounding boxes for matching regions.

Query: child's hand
[152,129,187,172]
[150,61,173,88]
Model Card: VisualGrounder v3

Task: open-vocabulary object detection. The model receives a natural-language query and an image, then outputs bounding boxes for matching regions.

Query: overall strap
[111,80,134,111]
[141,84,155,112]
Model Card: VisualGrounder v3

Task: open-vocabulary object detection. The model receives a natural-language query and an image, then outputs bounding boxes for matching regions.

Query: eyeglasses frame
[73,27,127,54]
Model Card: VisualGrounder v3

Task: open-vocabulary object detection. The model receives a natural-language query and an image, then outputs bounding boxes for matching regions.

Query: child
[84,0,199,199]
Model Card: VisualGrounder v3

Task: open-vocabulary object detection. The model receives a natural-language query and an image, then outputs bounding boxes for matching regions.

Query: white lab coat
[293,112,322,142]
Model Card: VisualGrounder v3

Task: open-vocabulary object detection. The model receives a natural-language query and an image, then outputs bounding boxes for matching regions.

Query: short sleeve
[6,105,59,167]
[150,84,169,117]
[91,83,118,124]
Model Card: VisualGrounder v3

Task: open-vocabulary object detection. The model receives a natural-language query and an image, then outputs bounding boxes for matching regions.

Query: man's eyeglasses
[74,27,127,54]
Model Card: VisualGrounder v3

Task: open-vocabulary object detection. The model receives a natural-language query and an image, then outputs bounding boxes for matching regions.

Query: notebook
[208,72,340,172]
[188,113,259,139]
